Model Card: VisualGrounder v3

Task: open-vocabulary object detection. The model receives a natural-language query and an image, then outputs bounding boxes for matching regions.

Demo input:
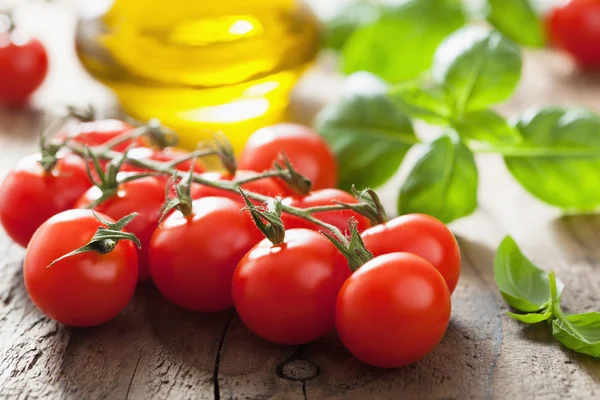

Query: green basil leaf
[553,312,600,358]
[452,109,521,144]
[508,307,553,324]
[506,107,600,210]
[342,0,466,83]
[398,132,478,223]
[432,26,522,113]
[486,0,546,48]
[324,1,381,50]
[315,92,417,191]
[388,82,452,125]
[494,236,564,313]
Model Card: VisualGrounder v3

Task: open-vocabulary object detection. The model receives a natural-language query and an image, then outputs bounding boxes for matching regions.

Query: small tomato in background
[238,124,338,191]
[55,119,140,152]
[547,0,600,68]
[336,253,451,368]
[24,210,138,327]
[0,15,48,106]
[281,188,371,235]
[191,170,285,204]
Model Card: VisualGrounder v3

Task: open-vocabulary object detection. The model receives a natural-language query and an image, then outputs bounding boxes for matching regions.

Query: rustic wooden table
[2,3,600,400]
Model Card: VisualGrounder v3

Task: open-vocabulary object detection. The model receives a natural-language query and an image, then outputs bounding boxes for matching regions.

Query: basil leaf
[388,82,452,125]
[508,307,553,324]
[553,312,600,358]
[324,1,381,50]
[342,0,466,83]
[432,26,522,113]
[506,107,600,210]
[398,132,478,223]
[452,109,521,144]
[494,236,564,313]
[486,0,546,48]
[315,92,417,191]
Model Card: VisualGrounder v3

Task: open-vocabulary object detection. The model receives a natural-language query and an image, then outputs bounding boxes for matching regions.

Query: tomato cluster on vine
[0,114,461,369]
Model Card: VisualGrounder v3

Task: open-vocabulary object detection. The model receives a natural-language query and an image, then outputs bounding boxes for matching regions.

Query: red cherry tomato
[0,28,48,105]
[121,147,206,175]
[336,252,451,368]
[238,124,338,190]
[361,214,461,294]
[75,174,165,280]
[149,197,262,312]
[24,209,138,326]
[547,0,600,68]
[191,170,285,205]
[0,153,91,247]
[232,229,350,345]
[55,119,140,152]
[281,188,370,234]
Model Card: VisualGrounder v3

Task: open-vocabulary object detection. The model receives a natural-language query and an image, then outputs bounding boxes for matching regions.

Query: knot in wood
[280,360,319,382]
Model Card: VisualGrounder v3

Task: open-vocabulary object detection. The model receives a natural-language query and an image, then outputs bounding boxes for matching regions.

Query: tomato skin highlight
[191,170,285,204]
[238,123,338,190]
[149,197,262,312]
[55,119,139,152]
[75,175,165,280]
[336,253,451,368]
[547,0,600,68]
[0,153,91,247]
[281,188,370,234]
[361,214,461,294]
[232,229,351,345]
[0,31,48,105]
[24,209,138,327]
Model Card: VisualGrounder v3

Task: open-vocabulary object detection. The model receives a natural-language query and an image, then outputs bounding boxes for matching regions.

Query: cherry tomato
[75,174,165,280]
[547,0,600,68]
[281,188,370,234]
[238,124,338,190]
[24,209,138,326]
[336,253,451,368]
[361,214,461,294]
[55,119,140,152]
[149,197,262,312]
[0,153,91,247]
[121,146,206,175]
[191,170,285,205]
[232,229,350,345]
[0,27,48,105]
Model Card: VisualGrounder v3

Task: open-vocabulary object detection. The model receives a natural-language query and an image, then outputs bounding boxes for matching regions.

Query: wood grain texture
[2,3,600,398]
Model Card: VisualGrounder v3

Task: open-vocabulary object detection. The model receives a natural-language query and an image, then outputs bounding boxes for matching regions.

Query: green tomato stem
[66,142,351,245]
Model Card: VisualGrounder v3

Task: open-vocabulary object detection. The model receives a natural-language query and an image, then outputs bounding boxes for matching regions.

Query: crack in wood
[212,309,235,400]
[124,353,141,400]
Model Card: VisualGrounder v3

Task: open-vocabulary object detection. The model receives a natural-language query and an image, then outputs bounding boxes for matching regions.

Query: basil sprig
[317,24,600,223]
[494,236,600,358]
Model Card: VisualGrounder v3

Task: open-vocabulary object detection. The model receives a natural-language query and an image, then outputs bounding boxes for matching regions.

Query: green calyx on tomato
[272,153,313,195]
[211,132,237,176]
[322,218,374,272]
[47,212,141,268]
[239,188,286,245]
[160,160,198,221]
[84,146,157,208]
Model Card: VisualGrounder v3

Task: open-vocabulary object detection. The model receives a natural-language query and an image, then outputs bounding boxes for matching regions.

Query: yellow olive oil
[75,0,320,151]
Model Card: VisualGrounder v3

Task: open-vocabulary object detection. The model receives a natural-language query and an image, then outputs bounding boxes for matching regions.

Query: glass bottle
[75,0,321,151]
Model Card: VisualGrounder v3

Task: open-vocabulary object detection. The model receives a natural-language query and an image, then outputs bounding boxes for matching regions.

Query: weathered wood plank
[2,5,600,398]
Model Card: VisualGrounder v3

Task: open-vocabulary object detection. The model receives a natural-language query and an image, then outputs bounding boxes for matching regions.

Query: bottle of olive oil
[75,0,320,151]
